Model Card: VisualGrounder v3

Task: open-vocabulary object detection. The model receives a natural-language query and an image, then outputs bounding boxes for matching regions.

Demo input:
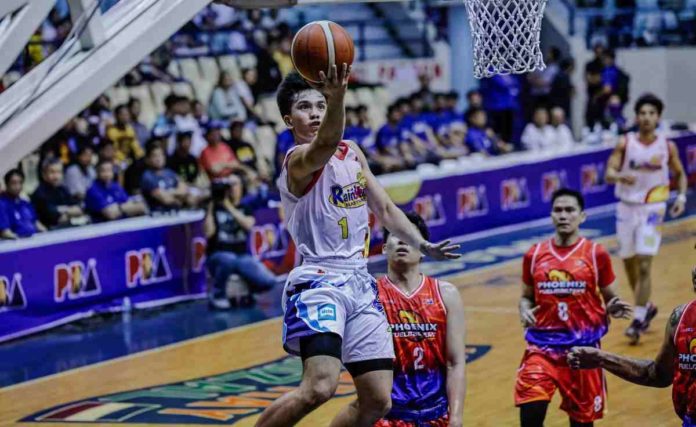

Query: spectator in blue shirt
[479,74,521,143]
[465,108,513,156]
[274,129,294,179]
[601,50,629,105]
[0,169,45,239]
[375,104,415,171]
[86,160,148,222]
[140,145,191,212]
[343,106,373,150]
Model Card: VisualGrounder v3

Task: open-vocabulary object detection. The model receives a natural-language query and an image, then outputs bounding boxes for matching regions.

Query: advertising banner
[0,218,206,342]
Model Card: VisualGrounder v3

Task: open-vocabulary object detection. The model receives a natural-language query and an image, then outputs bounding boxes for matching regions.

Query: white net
[464,0,548,79]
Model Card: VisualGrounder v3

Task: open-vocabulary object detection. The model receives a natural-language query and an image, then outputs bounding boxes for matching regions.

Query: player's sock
[634,305,647,322]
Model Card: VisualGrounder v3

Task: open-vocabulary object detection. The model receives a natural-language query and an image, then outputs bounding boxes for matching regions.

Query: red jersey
[673,299,696,422]
[522,237,615,346]
[377,275,449,419]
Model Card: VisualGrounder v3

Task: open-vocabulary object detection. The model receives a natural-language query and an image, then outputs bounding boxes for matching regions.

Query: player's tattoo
[670,305,685,328]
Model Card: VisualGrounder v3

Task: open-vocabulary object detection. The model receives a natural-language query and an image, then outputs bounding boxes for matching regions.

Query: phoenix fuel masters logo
[538,270,587,296]
[678,338,696,370]
[390,310,438,341]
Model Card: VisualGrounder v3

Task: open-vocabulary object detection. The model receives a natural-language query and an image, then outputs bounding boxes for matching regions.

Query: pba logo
[54,259,101,303]
[413,194,446,226]
[192,237,207,273]
[250,223,289,258]
[457,185,488,219]
[500,178,530,211]
[126,247,172,288]
[390,309,438,341]
[541,170,568,202]
[581,163,607,194]
[687,145,696,173]
[0,273,27,312]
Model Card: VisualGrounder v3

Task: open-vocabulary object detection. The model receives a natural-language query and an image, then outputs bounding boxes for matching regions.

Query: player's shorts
[616,201,666,259]
[375,403,449,427]
[683,414,696,427]
[281,258,394,364]
[515,344,606,423]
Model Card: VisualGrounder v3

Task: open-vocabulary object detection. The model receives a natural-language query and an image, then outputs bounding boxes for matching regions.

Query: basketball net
[464,0,548,79]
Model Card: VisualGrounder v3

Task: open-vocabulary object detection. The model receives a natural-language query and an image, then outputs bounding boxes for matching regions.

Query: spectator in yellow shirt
[106,104,145,166]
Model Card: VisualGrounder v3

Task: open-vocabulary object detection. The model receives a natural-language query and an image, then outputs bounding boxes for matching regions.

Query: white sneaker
[209,296,231,310]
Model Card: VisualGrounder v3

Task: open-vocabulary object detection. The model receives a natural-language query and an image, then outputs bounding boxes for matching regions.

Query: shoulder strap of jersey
[675,300,696,346]
[431,277,448,315]
[590,241,599,285]
[530,242,543,277]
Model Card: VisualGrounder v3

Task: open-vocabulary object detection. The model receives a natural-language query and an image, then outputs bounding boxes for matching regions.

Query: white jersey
[277,141,370,261]
[615,132,670,204]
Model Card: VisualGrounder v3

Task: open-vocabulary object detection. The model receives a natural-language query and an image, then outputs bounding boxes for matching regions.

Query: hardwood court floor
[1,217,694,427]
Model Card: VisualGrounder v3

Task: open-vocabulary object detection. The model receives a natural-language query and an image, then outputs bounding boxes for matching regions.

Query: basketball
[291,20,355,83]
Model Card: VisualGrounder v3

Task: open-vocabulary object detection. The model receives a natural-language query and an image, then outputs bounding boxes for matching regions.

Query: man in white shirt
[521,106,555,152]
[550,107,576,151]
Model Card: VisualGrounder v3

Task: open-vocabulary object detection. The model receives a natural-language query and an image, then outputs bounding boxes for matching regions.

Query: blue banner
[0,216,207,343]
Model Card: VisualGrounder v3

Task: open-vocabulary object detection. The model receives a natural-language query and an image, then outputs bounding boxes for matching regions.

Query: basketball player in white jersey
[605,93,688,344]
[255,65,460,427]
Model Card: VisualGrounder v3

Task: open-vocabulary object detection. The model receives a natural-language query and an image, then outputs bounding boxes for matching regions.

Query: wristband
[676,194,687,204]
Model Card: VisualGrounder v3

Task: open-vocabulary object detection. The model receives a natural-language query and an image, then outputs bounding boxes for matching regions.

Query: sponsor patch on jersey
[538,269,587,295]
[317,303,337,321]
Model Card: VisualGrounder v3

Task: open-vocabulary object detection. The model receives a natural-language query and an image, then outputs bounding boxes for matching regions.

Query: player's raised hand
[606,296,632,319]
[308,63,351,100]
[520,305,539,328]
[420,240,461,260]
[567,346,602,369]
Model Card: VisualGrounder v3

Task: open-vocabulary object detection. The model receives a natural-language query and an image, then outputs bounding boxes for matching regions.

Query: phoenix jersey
[277,141,370,261]
[615,132,670,204]
[522,238,615,347]
[673,299,696,422]
[377,275,448,419]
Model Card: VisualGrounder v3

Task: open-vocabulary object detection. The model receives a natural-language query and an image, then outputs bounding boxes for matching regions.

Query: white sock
[634,306,647,322]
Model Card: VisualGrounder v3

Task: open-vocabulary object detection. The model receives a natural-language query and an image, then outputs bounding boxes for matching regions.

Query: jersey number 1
[338,217,348,239]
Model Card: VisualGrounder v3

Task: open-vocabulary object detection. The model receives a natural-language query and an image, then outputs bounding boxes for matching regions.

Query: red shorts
[514,346,606,423]
[374,414,449,427]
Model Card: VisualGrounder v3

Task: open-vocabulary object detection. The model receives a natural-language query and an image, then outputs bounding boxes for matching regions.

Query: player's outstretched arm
[440,281,466,427]
[668,141,688,217]
[349,141,460,261]
[288,64,351,186]
[604,136,634,185]
[519,283,538,328]
[568,304,683,387]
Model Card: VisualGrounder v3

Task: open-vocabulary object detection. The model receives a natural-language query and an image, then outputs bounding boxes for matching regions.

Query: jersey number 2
[413,347,425,370]
[338,217,348,239]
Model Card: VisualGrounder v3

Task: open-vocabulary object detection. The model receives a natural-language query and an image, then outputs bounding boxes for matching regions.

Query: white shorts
[281,259,394,364]
[616,201,666,259]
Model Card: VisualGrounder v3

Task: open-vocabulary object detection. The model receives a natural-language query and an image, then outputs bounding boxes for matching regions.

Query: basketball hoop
[464,0,548,79]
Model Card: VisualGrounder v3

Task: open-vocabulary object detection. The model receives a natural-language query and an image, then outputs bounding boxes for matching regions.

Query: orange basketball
[291,21,355,84]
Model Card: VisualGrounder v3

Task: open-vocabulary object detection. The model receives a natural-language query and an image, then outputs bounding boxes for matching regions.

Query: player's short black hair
[4,168,24,186]
[383,211,429,243]
[276,71,315,117]
[634,93,664,116]
[96,158,113,170]
[146,142,164,158]
[465,107,485,123]
[551,188,585,211]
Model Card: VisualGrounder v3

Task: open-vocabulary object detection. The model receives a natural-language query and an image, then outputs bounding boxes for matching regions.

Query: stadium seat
[150,82,172,115]
[218,55,242,80]
[106,86,130,107]
[356,87,375,106]
[198,56,220,84]
[178,58,204,88]
[238,53,258,70]
[242,127,257,145]
[254,125,277,164]
[344,90,358,107]
[166,61,181,80]
[172,82,195,100]
[373,86,392,107]
[128,85,158,129]
[259,96,283,127]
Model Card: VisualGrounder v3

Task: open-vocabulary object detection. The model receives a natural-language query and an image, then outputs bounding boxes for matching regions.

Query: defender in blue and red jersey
[375,212,466,427]
[516,188,632,427]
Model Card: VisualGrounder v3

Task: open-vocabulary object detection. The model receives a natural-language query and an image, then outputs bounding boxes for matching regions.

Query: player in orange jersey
[374,211,466,427]
[605,94,688,344]
[569,265,696,427]
[516,188,632,427]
